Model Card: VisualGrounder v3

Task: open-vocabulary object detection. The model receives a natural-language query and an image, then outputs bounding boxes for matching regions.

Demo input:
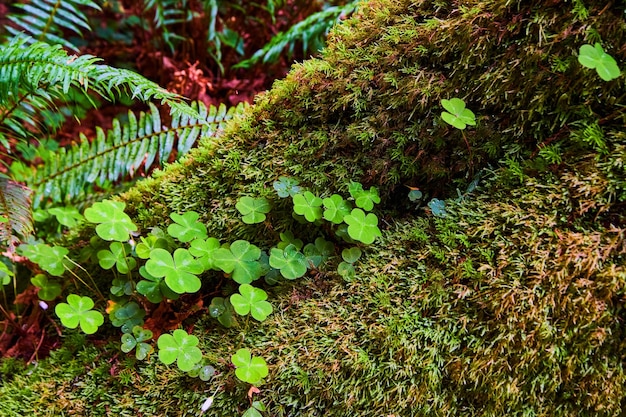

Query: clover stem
[64,257,106,301]
[461,131,473,167]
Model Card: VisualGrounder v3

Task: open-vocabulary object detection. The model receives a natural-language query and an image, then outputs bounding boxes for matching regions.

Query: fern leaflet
[0,178,33,251]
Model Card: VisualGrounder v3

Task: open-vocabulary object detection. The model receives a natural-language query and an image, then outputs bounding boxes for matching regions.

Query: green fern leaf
[0,178,33,250]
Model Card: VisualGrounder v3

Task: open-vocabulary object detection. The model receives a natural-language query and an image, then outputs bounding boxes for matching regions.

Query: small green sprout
[55,294,104,334]
[338,247,362,280]
[343,209,382,244]
[84,200,137,241]
[157,329,203,372]
[230,284,273,321]
[578,43,620,81]
[348,182,381,211]
[242,401,267,417]
[0,262,13,286]
[236,197,271,224]
[209,296,236,328]
[108,301,145,333]
[135,234,170,259]
[441,98,476,130]
[231,348,269,385]
[145,248,203,294]
[292,191,323,222]
[167,212,208,242]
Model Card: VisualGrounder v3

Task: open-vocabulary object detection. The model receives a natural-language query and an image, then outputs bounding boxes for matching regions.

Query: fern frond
[0,178,33,251]
[6,0,101,52]
[26,101,247,207]
[234,1,359,69]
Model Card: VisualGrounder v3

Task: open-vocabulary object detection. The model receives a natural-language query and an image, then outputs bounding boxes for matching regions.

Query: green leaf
[213,240,262,284]
[269,244,308,279]
[157,329,203,372]
[208,296,236,328]
[337,261,356,280]
[292,191,323,222]
[343,209,382,244]
[231,348,269,385]
[428,198,447,217]
[121,325,154,360]
[136,266,179,303]
[341,247,362,264]
[31,274,61,301]
[189,237,221,271]
[146,248,203,294]
[276,230,303,250]
[55,294,104,334]
[273,176,301,198]
[408,189,423,202]
[236,197,271,224]
[303,237,334,268]
[48,206,84,228]
[0,261,14,286]
[19,243,68,276]
[167,212,208,242]
[441,98,476,130]
[108,301,145,333]
[230,284,273,321]
[322,194,352,223]
[84,200,137,241]
[97,242,136,274]
[578,43,621,81]
[135,234,170,259]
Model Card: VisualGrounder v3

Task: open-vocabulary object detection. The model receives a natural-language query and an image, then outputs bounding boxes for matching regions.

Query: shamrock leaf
[337,261,356,280]
[136,266,179,303]
[108,301,145,333]
[84,200,137,241]
[441,98,476,130]
[157,329,203,372]
[98,242,136,274]
[146,248,203,294]
[167,212,208,242]
[19,243,68,276]
[242,401,266,417]
[303,237,334,268]
[208,296,236,328]
[231,348,269,385]
[236,197,271,224]
[135,234,170,259]
[269,244,308,280]
[292,191,323,222]
[0,262,14,286]
[273,176,301,198]
[187,363,216,381]
[408,188,423,202]
[428,198,447,217]
[121,325,153,360]
[341,247,362,264]
[578,43,621,81]
[55,294,104,334]
[276,230,303,250]
[31,274,61,301]
[343,209,382,244]
[213,240,262,284]
[48,206,84,228]
[322,194,352,223]
[189,237,221,271]
[230,284,273,321]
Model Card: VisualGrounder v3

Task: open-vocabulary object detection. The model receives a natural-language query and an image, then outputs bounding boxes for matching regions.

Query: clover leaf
[343,209,382,244]
[428,198,447,217]
[292,191,323,222]
[441,98,476,130]
[578,43,621,81]
[242,401,266,417]
[187,362,216,381]
[0,262,14,286]
[355,187,380,211]
[84,200,137,241]
[209,296,236,328]
[276,230,303,250]
[323,194,352,223]
[303,237,334,268]
[55,294,104,334]
[108,301,145,333]
[157,329,203,372]
[145,248,203,294]
[236,197,271,224]
[269,244,308,279]
[337,261,356,280]
[121,325,153,360]
[273,176,301,198]
[408,188,423,202]
[230,284,273,321]
[189,237,221,271]
[19,243,69,276]
[135,234,170,259]
[231,348,269,385]
[136,266,179,303]
[167,212,208,242]
[31,274,61,301]
[48,206,84,228]
[213,240,262,284]
[98,242,136,274]
[341,247,362,264]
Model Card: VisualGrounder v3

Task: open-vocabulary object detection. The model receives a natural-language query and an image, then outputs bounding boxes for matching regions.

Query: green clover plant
[441,98,476,130]
[135,234,170,259]
[145,248,203,294]
[48,206,84,228]
[84,200,137,241]
[167,212,208,242]
[273,176,301,198]
[230,284,273,321]
[209,296,236,328]
[108,301,145,333]
[323,194,352,223]
[276,230,303,250]
[31,274,61,301]
[98,242,136,273]
[292,191,323,222]
[121,325,153,360]
[343,209,382,244]
[269,244,308,279]
[236,197,271,224]
[231,348,269,385]
[338,247,362,280]
[578,43,621,81]
[242,401,267,417]
[19,243,69,276]
[55,294,104,334]
[189,237,221,271]
[157,329,203,372]
[303,237,334,268]
[136,266,180,303]
[213,240,263,284]
[348,182,381,211]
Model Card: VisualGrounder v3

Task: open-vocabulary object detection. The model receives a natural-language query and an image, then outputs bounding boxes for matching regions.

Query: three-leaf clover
[242,401,267,417]
[189,237,221,271]
[167,212,208,242]
[323,194,352,223]
[292,191,323,222]
[273,176,301,198]
[135,234,170,259]
[136,266,179,303]
[236,197,271,224]
[55,294,104,334]
[230,284,273,321]
[276,230,303,250]
[428,198,447,217]
[19,243,69,276]
[84,200,137,241]
[157,329,203,372]
[231,348,269,385]
[303,237,335,268]
[31,274,61,301]
[213,240,262,284]
[121,325,153,360]
[98,242,136,273]
[108,301,145,333]
[578,43,621,81]
[208,296,236,328]
[146,248,203,294]
[269,244,308,279]
[441,98,476,130]
[48,206,84,228]
[343,209,382,244]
